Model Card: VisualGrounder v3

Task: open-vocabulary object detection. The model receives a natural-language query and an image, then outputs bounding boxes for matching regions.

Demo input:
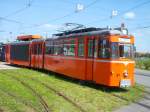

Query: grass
[0,68,144,112]
[136,58,150,70]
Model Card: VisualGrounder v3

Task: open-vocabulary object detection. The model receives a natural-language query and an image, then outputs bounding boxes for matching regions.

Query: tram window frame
[94,39,98,58]
[53,40,63,55]
[34,44,37,55]
[119,44,134,59]
[110,42,119,59]
[32,44,34,54]
[78,38,84,57]
[45,41,54,55]
[63,39,76,56]
[98,39,110,59]
[35,44,41,55]
[38,44,42,55]
[88,39,94,58]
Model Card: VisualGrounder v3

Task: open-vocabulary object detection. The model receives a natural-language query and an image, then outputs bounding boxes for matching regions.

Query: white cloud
[123,12,135,19]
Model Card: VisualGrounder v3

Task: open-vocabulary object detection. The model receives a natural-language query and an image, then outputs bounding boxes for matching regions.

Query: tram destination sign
[119,38,130,43]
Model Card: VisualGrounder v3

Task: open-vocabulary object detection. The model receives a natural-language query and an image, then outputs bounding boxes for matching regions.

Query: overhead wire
[4,0,34,18]
[134,25,150,30]
[0,17,23,24]
[84,0,101,9]
[119,0,150,16]
[0,0,36,35]
[4,6,30,18]
[0,30,6,33]
[0,0,34,25]
[57,0,78,5]
[86,0,150,25]
[21,0,101,30]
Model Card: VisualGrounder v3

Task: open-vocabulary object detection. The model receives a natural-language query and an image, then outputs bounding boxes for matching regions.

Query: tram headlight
[123,71,128,77]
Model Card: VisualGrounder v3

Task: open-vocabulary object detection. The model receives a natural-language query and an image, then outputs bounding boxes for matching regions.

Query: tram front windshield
[98,40,135,59]
[111,43,135,59]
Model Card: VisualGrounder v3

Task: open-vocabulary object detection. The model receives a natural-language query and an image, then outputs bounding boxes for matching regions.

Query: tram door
[31,44,36,68]
[36,44,42,68]
[5,45,10,63]
[36,44,39,68]
[32,43,39,68]
[86,37,95,81]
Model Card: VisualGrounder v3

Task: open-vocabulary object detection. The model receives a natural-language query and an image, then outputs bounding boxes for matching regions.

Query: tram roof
[49,28,125,40]
[17,35,42,41]
[7,27,129,44]
[9,41,31,45]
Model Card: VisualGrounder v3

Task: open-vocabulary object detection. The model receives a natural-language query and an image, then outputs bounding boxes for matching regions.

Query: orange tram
[5,27,135,87]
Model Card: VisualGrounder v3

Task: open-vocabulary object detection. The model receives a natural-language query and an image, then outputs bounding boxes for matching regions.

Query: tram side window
[38,44,42,54]
[33,44,42,55]
[78,39,84,57]
[46,45,54,54]
[63,39,75,56]
[45,41,54,54]
[88,39,94,58]
[34,45,37,54]
[32,45,34,54]
[53,41,63,55]
[98,39,110,58]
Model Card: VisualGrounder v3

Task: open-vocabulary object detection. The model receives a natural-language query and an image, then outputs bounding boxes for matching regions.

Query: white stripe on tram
[45,55,135,64]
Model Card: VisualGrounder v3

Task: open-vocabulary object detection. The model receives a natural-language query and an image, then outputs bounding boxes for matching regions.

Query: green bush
[136,60,144,69]
[143,60,150,70]
[136,58,150,70]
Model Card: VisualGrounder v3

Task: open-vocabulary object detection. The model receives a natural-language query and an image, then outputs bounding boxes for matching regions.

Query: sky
[0,0,150,52]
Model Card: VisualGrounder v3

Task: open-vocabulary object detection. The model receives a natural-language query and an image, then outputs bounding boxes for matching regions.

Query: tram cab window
[63,39,75,56]
[78,38,84,57]
[119,44,134,58]
[111,43,119,58]
[98,39,110,58]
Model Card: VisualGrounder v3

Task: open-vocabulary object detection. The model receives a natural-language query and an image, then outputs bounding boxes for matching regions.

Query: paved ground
[115,69,150,112]
[0,62,18,69]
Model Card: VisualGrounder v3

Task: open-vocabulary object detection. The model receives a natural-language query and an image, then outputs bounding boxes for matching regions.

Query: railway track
[0,88,40,112]
[1,71,51,112]
[30,77,87,112]
[1,68,147,112]
[8,70,86,112]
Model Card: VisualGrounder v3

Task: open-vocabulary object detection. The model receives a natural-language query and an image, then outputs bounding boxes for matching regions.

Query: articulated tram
[5,26,135,87]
